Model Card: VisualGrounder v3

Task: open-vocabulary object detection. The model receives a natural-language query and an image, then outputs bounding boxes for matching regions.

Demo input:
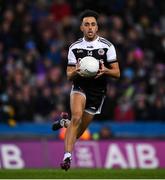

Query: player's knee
[71,113,82,127]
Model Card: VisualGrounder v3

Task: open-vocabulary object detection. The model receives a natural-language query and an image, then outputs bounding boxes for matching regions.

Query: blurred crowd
[0,0,165,126]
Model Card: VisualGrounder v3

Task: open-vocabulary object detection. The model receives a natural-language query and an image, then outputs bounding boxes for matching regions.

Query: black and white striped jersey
[68,36,117,66]
[67,36,117,93]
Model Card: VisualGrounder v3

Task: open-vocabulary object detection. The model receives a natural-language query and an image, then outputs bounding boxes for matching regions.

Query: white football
[79,56,99,77]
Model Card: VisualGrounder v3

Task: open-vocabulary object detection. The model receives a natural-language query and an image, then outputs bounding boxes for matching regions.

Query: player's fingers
[77,70,84,77]
[99,60,104,67]
[95,74,101,79]
[76,65,80,71]
[95,72,103,79]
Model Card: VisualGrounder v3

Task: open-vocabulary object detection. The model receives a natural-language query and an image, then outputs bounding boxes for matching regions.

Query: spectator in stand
[45,41,62,65]
[99,126,114,139]
[149,96,165,121]
[114,96,135,122]
[134,94,150,121]
[50,0,72,22]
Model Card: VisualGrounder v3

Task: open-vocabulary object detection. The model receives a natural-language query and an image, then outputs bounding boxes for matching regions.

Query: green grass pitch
[0,169,165,179]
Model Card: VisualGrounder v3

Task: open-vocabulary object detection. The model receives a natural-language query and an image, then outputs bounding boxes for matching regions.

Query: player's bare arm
[95,61,120,79]
[67,64,81,80]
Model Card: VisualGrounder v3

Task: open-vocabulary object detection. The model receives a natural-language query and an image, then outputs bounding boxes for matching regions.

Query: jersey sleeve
[68,47,77,66]
[106,44,117,63]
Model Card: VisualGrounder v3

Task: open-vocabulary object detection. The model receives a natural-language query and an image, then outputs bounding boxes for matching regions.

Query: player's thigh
[70,92,86,118]
[77,111,94,138]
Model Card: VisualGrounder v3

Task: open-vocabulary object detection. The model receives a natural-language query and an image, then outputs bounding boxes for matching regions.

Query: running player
[52,9,120,171]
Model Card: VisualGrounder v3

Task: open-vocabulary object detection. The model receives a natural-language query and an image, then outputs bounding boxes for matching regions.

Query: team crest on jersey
[98,48,105,55]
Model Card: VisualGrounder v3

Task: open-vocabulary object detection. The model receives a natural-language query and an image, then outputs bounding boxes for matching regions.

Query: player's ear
[96,24,98,32]
[80,24,83,32]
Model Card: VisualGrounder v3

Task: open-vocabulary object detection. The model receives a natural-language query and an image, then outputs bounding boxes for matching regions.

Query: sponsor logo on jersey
[77,49,83,53]
[87,46,94,48]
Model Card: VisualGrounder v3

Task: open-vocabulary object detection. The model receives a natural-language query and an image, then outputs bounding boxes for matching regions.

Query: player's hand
[95,60,105,79]
[76,61,80,71]
[75,61,85,77]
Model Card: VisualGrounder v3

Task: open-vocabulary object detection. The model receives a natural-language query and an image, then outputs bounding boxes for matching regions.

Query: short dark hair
[79,9,99,22]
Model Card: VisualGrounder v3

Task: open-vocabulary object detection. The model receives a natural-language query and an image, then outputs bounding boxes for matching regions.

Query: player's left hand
[95,61,106,79]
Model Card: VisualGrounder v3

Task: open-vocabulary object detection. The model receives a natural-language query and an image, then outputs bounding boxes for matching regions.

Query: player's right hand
[76,61,85,77]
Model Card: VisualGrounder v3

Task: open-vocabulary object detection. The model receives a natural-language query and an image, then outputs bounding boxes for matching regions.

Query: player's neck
[84,35,98,42]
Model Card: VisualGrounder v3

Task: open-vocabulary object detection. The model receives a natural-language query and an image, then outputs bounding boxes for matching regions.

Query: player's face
[80,17,98,41]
